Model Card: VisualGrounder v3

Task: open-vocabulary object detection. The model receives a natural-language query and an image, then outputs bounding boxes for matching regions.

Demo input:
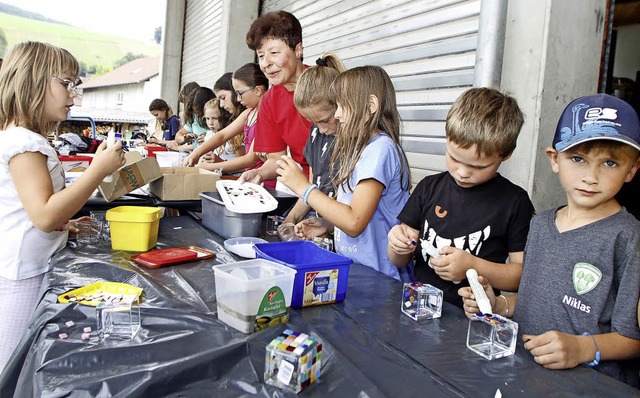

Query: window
[116,92,124,105]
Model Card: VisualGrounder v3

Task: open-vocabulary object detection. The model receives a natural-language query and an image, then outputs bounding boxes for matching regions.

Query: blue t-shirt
[334,133,411,281]
[163,115,180,141]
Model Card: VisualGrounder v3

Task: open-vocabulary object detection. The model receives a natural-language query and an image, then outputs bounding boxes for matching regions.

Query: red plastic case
[131,246,215,269]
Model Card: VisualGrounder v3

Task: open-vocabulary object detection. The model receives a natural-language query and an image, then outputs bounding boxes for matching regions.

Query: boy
[459,93,640,385]
[388,87,535,307]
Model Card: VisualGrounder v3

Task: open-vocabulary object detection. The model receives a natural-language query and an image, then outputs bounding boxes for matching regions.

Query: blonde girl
[202,98,244,163]
[278,53,345,231]
[276,65,412,281]
[0,42,125,371]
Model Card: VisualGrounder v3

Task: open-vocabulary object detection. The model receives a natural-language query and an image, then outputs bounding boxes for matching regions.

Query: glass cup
[76,218,102,244]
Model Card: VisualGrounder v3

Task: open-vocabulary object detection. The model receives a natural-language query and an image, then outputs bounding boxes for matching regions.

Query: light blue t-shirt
[334,133,411,281]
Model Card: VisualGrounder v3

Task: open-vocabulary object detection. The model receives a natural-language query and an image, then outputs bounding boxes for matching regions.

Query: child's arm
[431,248,523,291]
[276,155,382,237]
[283,166,315,225]
[182,109,249,166]
[10,141,125,232]
[523,331,640,369]
[198,140,259,174]
[387,223,420,267]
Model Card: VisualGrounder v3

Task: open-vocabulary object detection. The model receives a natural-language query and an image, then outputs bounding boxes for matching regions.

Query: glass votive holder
[76,218,102,244]
[312,237,333,252]
[466,313,518,360]
[265,329,322,394]
[90,211,111,241]
[401,282,443,321]
[267,215,285,236]
[96,295,141,340]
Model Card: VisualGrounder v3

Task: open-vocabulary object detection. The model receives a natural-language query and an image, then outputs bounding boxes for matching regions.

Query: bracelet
[582,332,601,367]
[498,294,509,317]
[302,184,318,206]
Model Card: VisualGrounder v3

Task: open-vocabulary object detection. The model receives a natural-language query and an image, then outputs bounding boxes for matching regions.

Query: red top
[254,84,313,177]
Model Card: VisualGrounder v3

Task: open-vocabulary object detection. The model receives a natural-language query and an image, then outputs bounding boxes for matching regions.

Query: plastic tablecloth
[1,216,638,397]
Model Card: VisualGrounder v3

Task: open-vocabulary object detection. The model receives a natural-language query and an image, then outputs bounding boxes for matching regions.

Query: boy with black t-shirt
[388,87,535,308]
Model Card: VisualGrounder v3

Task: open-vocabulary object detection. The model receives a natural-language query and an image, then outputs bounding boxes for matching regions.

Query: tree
[115,52,145,68]
[0,28,7,58]
[154,26,162,44]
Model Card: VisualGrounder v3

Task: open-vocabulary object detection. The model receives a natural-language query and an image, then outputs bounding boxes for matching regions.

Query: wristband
[582,332,600,367]
[302,184,318,206]
[498,294,509,317]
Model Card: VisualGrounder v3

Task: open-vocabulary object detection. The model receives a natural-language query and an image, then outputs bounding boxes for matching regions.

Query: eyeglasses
[52,76,81,93]
[235,86,255,98]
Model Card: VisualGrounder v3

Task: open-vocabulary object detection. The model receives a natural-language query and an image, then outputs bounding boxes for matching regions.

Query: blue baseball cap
[553,93,640,152]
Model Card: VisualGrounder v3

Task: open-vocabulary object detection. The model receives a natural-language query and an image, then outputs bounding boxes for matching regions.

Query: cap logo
[584,107,617,121]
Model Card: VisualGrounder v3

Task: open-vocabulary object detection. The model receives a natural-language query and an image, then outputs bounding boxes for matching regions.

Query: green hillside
[0,12,160,70]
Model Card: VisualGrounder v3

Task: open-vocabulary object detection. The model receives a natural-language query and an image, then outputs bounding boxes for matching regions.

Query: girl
[148,98,180,145]
[198,64,273,186]
[201,98,244,163]
[276,65,413,281]
[0,42,125,371]
[279,53,345,230]
[169,87,215,152]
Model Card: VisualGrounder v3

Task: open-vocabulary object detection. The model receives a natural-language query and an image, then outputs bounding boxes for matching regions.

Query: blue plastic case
[254,241,351,308]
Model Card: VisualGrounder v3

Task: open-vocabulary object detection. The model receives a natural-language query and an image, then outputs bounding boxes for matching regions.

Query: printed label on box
[303,269,338,306]
[255,286,288,332]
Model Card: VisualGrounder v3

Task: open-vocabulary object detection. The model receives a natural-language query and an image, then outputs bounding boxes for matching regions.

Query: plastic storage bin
[254,241,351,308]
[213,259,296,333]
[145,145,168,158]
[200,192,262,238]
[106,206,162,251]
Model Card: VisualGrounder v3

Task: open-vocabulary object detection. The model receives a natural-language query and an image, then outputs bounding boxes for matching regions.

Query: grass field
[0,12,160,69]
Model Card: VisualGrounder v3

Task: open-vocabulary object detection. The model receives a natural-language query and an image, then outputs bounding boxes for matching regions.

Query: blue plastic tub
[254,241,351,308]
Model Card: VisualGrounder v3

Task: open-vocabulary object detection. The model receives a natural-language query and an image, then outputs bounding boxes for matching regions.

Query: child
[388,88,535,307]
[276,66,412,281]
[201,98,242,163]
[459,93,640,385]
[0,42,125,371]
[168,87,213,151]
[279,53,345,232]
[148,98,180,145]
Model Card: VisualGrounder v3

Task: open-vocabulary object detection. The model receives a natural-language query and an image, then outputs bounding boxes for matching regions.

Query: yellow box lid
[106,206,163,223]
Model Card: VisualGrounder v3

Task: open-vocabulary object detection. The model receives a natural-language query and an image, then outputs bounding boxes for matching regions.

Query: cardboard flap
[98,152,163,202]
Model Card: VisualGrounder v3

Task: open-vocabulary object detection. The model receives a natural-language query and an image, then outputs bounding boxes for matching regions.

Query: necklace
[247,108,258,127]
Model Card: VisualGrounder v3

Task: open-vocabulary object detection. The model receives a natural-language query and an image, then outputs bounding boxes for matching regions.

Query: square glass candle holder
[401,282,443,321]
[466,313,518,360]
[96,295,141,340]
[265,329,322,394]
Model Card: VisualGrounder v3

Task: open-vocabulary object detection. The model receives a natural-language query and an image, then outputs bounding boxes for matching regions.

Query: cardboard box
[99,152,163,202]
[149,167,220,201]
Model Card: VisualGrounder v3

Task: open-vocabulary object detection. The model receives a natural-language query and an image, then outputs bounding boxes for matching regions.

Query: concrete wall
[499,0,606,212]
[159,0,186,114]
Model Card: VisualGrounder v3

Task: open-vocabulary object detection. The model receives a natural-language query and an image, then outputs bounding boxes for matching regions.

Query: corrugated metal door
[261,0,480,183]
[182,0,225,88]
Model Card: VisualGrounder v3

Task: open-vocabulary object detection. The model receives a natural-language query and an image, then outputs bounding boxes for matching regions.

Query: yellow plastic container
[106,206,163,251]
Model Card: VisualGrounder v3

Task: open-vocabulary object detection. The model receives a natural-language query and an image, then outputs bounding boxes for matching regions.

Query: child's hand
[431,246,473,282]
[238,169,264,184]
[294,217,331,240]
[523,331,585,369]
[387,224,418,255]
[91,141,126,177]
[275,155,307,195]
[458,275,495,318]
[65,216,92,237]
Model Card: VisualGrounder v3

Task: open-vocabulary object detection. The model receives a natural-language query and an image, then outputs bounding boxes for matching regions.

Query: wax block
[466,313,518,360]
[400,282,443,321]
[265,329,322,394]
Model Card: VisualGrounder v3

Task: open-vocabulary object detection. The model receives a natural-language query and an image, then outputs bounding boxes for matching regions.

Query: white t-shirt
[0,127,68,280]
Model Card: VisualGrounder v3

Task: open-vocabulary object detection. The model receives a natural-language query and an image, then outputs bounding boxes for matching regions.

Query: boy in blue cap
[459,93,640,386]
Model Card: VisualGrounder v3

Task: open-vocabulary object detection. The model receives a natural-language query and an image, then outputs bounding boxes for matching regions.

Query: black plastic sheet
[1,216,638,397]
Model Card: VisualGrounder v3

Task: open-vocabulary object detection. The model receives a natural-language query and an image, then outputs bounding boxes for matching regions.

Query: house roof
[79,56,160,89]
[69,108,154,124]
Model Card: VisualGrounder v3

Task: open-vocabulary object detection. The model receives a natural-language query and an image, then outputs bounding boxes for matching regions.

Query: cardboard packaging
[98,152,163,202]
[149,167,220,201]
